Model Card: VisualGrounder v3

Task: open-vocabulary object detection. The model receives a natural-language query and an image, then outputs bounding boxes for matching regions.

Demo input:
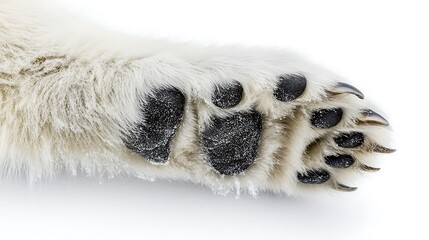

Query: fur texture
[0,0,392,195]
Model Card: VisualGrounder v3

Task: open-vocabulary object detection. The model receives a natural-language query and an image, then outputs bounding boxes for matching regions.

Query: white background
[1,0,428,239]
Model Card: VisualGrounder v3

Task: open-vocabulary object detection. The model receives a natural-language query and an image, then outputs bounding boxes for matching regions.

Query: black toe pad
[297,170,330,184]
[311,108,343,129]
[201,111,262,175]
[212,81,243,109]
[274,74,307,102]
[324,154,355,168]
[125,88,185,164]
[334,132,364,148]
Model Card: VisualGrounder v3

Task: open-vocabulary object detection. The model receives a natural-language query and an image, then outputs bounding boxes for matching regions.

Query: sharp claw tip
[359,109,390,127]
[331,82,365,99]
[360,165,381,172]
[334,183,358,192]
[373,144,397,154]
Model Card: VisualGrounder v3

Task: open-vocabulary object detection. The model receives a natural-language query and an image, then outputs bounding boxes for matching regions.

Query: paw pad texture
[297,170,330,184]
[212,81,243,109]
[334,132,364,148]
[274,74,307,102]
[125,88,185,164]
[202,111,262,175]
[311,108,343,129]
[324,154,355,168]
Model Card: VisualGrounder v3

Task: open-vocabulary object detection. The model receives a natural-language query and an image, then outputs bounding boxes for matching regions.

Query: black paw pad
[334,132,364,148]
[202,111,262,175]
[274,74,307,102]
[324,154,355,168]
[310,108,343,129]
[297,170,330,184]
[212,81,243,109]
[125,88,185,164]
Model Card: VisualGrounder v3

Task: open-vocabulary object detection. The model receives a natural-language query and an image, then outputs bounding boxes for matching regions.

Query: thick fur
[0,0,391,195]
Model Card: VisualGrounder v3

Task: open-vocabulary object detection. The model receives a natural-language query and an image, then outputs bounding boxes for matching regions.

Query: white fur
[0,0,391,195]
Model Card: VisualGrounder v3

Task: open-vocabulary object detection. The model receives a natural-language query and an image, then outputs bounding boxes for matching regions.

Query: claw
[372,144,396,153]
[358,109,390,126]
[360,165,381,172]
[333,183,358,192]
[329,82,365,99]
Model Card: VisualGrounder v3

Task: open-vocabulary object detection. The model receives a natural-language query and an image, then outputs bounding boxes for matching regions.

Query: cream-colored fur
[0,0,391,195]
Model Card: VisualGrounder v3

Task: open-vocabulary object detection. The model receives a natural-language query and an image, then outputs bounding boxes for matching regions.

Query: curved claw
[360,165,381,172]
[373,144,396,153]
[329,82,365,99]
[333,183,358,192]
[358,109,390,126]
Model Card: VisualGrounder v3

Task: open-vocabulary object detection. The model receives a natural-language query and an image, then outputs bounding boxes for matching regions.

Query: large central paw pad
[201,111,262,175]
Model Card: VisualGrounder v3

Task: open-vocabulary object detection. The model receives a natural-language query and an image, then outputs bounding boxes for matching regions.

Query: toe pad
[324,154,355,168]
[297,170,330,184]
[335,132,364,148]
[274,74,307,102]
[212,81,243,109]
[311,108,343,129]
